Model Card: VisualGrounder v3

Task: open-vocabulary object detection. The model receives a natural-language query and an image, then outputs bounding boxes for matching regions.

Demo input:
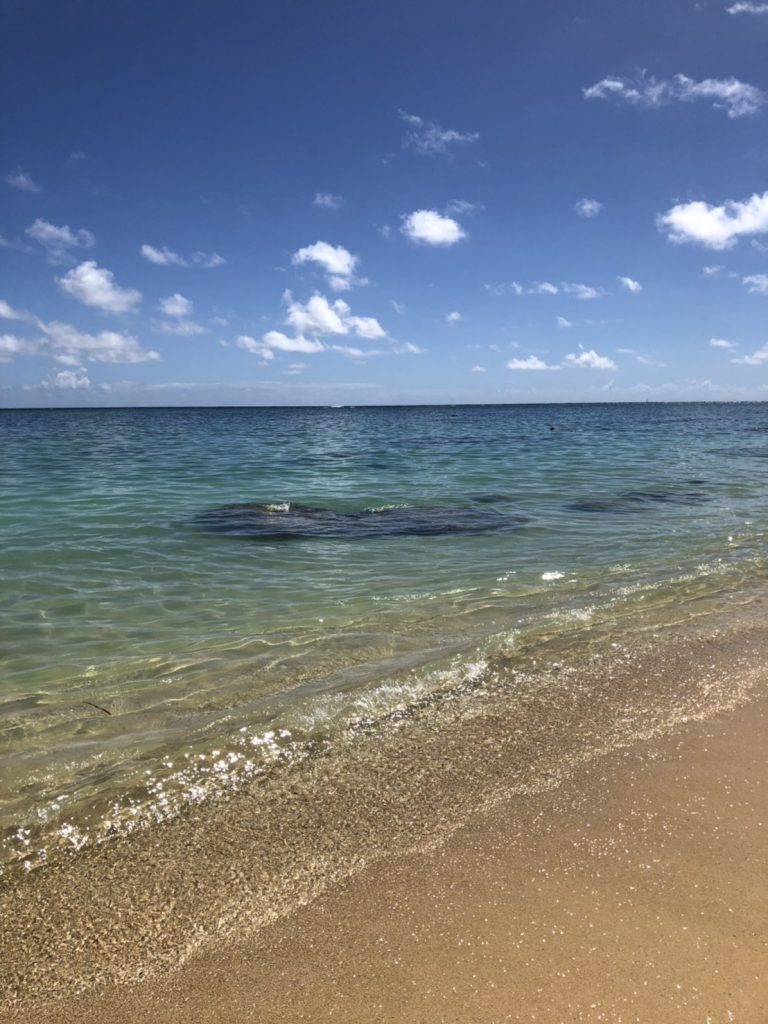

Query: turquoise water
[2,403,767,868]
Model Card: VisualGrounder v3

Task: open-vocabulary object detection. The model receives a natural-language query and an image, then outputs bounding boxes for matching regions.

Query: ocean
[1,401,766,876]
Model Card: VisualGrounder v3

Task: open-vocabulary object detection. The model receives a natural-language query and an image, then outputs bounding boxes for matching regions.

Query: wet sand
[4,620,768,1023]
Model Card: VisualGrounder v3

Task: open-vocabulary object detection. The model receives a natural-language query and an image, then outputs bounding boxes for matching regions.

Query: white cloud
[399,110,479,156]
[313,192,344,210]
[26,218,95,263]
[155,320,207,337]
[618,276,643,293]
[5,169,41,193]
[154,294,207,335]
[58,261,141,313]
[401,210,466,246]
[506,355,559,370]
[445,199,482,216]
[563,282,601,300]
[330,344,368,359]
[283,292,386,339]
[492,280,600,299]
[236,335,274,360]
[292,241,359,290]
[471,365,487,373]
[285,293,349,335]
[283,362,307,374]
[263,330,325,353]
[584,73,764,118]
[565,348,617,370]
[141,244,186,267]
[710,337,737,348]
[703,264,723,276]
[556,316,573,328]
[727,2,768,12]
[575,198,603,218]
[192,251,225,268]
[0,297,157,364]
[140,244,225,268]
[0,299,38,324]
[0,334,38,361]
[345,315,386,339]
[658,191,768,249]
[732,344,768,365]
[159,293,193,317]
[390,300,406,314]
[445,311,462,323]
[43,369,91,390]
[744,273,768,294]
[43,320,158,363]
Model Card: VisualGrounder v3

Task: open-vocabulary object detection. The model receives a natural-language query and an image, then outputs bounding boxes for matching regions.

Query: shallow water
[2,402,767,869]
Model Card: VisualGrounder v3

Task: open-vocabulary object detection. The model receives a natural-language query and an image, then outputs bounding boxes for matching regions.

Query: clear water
[2,403,767,868]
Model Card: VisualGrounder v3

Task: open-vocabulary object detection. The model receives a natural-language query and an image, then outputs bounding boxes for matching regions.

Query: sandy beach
[4,614,767,1023]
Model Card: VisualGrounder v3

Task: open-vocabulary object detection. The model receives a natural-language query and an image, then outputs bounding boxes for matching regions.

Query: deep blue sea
[2,402,767,869]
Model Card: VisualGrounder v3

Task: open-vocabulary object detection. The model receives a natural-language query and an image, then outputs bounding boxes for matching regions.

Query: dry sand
[8,642,767,1023]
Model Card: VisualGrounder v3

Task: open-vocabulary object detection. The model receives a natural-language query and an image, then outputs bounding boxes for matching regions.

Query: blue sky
[3,0,768,406]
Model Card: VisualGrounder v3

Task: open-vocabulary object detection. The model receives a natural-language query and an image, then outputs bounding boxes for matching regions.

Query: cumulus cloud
[0,334,38,361]
[727,1,768,11]
[283,292,385,339]
[401,210,466,246]
[703,265,723,276]
[42,321,158,363]
[141,244,186,267]
[565,348,617,369]
[563,283,601,300]
[43,368,91,390]
[584,72,764,118]
[471,365,487,373]
[0,295,158,364]
[556,316,573,328]
[263,330,325,353]
[159,293,193,317]
[732,344,768,365]
[140,244,225,268]
[5,169,41,193]
[58,261,141,313]
[399,110,479,156]
[657,191,768,249]
[0,299,38,324]
[445,311,462,323]
[235,335,274,360]
[26,218,95,263]
[285,293,348,335]
[710,337,737,348]
[575,198,603,218]
[154,293,207,335]
[744,273,768,294]
[506,355,559,370]
[618,276,643,293]
[292,240,360,290]
[313,192,344,210]
[345,315,386,339]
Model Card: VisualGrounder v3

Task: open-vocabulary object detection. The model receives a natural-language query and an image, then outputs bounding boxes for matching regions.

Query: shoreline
[4,609,768,1020]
